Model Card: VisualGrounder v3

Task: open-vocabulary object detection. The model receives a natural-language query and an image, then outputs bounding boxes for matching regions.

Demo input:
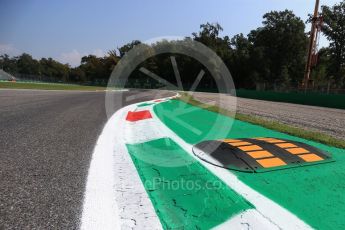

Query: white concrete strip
[81,104,162,230]
[113,106,162,229]
[149,104,313,230]
[124,120,168,145]
[80,107,122,230]
[213,209,278,230]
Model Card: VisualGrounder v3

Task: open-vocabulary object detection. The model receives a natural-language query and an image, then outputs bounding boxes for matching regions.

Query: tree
[17,53,40,75]
[118,40,141,57]
[321,1,345,86]
[39,57,70,81]
[80,55,104,82]
[192,23,234,89]
[229,34,253,88]
[249,10,308,86]
[311,48,333,90]
[280,65,291,91]
[192,23,223,42]
[70,67,86,82]
[0,54,18,73]
[192,23,232,57]
[79,54,116,84]
[106,50,120,73]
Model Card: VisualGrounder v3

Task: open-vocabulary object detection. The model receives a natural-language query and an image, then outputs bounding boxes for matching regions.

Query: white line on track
[80,106,122,230]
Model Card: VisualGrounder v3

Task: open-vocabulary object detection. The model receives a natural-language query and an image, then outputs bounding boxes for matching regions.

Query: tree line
[1,1,344,91]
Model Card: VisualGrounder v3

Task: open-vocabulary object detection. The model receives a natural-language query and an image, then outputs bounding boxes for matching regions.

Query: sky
[0,0,341,66]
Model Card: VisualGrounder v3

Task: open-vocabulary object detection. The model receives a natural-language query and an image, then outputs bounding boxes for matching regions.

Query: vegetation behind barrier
[1,1,345,93]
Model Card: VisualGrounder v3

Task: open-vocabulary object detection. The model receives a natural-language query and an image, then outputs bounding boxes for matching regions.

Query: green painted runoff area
[126,138,252,230]
[154,100,345,230]
[137,102,156,107]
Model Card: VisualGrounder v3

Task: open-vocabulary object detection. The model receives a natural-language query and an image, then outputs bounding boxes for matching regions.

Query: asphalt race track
[0,89,173,229]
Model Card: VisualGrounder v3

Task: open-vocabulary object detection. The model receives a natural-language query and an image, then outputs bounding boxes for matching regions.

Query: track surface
[1,89,343,229]
[0,89,172,229]
[192,92,345,140]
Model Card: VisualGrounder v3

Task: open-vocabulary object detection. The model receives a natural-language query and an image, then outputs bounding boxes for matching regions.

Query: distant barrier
[236,89,345,110]
[123,79,345,109]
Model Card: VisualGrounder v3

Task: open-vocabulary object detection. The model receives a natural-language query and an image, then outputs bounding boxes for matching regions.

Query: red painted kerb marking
[126,110,152,122]
[154,99,163,102]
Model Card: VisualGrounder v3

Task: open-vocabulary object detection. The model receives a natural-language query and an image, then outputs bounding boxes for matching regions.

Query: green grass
[177,93,345,149]
[0,81,107,91]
